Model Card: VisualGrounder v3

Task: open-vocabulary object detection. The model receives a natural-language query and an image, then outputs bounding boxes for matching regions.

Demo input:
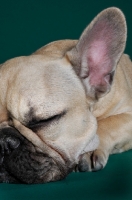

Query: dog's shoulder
[115,53,132,101]
[116,54,132,85]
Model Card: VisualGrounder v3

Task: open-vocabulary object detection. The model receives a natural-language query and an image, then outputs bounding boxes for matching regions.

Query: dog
[0,7,131,183]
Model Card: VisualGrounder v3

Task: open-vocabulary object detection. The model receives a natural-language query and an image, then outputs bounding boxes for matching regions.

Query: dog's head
[0,7,126,183]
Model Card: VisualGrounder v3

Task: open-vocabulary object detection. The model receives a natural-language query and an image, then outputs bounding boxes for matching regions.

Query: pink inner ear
[89,40,107,67]
[87,40,112,87]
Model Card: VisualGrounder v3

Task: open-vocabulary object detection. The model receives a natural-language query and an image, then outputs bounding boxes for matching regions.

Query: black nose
[0,127,22,165]
[0,127,69,184]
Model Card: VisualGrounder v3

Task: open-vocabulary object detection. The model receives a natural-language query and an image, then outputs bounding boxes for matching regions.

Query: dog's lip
[39,137,71,166]
[40,143,74,180]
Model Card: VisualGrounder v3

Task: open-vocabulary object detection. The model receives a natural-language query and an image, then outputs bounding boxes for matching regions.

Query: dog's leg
[77,113,132,172]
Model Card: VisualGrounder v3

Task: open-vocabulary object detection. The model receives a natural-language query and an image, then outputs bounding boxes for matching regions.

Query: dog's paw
[0,128,21,164]
[77,150,108,172]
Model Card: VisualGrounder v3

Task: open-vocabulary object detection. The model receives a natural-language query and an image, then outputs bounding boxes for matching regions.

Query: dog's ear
[66,7,127,99]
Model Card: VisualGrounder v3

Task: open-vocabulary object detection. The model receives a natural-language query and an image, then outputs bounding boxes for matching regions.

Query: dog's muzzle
[0,127,72,184]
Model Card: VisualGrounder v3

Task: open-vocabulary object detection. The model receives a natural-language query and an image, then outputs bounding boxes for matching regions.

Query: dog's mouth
[0,128,73,184]
[4,147,71,184]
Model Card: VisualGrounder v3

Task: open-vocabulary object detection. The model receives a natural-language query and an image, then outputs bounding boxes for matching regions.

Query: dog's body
[35,41,132,171]
[0,7,132,183]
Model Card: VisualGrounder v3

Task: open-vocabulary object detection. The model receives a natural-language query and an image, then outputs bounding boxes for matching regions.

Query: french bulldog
[0,7,131,183]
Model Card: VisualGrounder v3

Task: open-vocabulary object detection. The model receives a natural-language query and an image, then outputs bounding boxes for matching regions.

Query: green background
[0,0,132,200]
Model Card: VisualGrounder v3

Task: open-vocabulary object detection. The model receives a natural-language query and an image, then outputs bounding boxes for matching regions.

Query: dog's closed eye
[28,111,66,131]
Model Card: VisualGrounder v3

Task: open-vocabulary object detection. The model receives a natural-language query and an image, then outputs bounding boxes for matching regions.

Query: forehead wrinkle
[10,57,86,124]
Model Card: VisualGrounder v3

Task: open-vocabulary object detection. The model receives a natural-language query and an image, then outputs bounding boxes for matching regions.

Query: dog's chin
[2,139,73,184]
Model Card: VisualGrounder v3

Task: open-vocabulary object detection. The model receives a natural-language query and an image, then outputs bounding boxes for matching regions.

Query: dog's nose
[0,127,22,164]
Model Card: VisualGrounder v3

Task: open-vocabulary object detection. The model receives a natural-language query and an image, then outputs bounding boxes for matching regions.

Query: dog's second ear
[66,7,127,99]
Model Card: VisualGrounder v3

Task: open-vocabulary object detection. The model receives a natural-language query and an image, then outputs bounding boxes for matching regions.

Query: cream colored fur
[0,7,131,173]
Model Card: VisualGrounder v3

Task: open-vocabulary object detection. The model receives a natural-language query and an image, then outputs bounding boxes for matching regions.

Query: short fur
[0,7,132,183]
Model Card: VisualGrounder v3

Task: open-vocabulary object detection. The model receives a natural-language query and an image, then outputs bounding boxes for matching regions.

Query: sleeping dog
[0,7,131,183]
